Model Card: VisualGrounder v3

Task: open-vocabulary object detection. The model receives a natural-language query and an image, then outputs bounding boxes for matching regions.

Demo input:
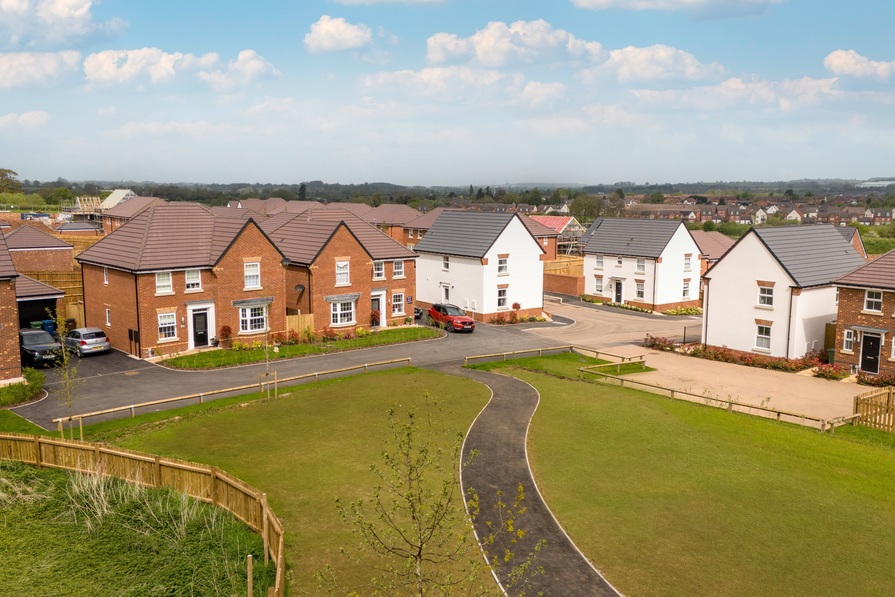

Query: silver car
[64,327,111,357]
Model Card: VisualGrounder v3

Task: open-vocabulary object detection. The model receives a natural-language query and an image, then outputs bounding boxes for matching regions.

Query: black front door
[614,280,623,303]
[861,334,881,374]
[193,311,209,347]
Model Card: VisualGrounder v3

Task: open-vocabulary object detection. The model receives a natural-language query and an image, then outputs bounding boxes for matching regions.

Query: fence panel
[854,387,895,433]
[286,313,314,334]
[0,433,286,597]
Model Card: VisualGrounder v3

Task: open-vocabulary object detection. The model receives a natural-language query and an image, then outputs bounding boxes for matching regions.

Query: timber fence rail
[463,345,642,366]
[854,386,895,433]
[0,432,286,597]
[53,357,413,439]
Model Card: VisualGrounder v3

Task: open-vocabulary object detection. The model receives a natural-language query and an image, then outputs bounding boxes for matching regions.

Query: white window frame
[498,257,508,275]
[105,308,111,327]
[864,290,883,312]
[158,313,177,340]
[244,262,261,290]
[843,329,854,352]
[683,281,690,299]
[497,288,508,308]
[684,255,692,271]
[331,300,355,326]
[155,271,173,295]
[185,269,202,291]
[443,256,450,271]
[392,292,405,316]
[393,260,405,278]
[636,283,645,300]
[373,261,385,280]
[595,255,603,269]
[756,325,771,350]
[636,258,645,273]
[336,261,350,286]
[239,306,267,333]
[758,287,774,307]
[616,256,623,267]
[103,267,108,285]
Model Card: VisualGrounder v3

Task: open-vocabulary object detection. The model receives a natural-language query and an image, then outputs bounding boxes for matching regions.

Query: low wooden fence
[0,433,286,597]
[854,386,895,433]
[285,313,314,335]
[54,358,413,439]
[543,256,584,277]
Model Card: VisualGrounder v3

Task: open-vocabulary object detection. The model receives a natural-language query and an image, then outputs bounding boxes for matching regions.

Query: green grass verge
[510,367,895,597]
[97,368,491,595]
[161,326,441,369]
[0,409,46,434]
[469,351,654,378]
[0,460,274,596]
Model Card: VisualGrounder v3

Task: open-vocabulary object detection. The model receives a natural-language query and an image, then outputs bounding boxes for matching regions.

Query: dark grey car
[19,328,62,367]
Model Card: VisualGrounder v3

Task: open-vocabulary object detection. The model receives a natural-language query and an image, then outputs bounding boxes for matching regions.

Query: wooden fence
[0,433,286,597]
[543,256,584,277]
[285,313,314,335]
[854,386,895,433]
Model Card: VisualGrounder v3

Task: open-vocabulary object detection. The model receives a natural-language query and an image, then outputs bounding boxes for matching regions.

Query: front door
[861,334,881,374]
[614,280,623,303]
[371,296,381,327]
[192,311,209,347]
[442,284,451,303]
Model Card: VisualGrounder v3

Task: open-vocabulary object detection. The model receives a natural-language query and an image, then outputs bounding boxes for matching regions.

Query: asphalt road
[15,304,701,431]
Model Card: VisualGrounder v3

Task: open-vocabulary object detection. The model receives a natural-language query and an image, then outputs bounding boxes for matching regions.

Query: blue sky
[2,0,893,186]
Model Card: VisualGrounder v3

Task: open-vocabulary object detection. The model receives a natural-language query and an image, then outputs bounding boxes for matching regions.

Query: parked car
[414,306,424,320]
[19,328,62,367]
[63,327,112,357]
[427,303,475,333]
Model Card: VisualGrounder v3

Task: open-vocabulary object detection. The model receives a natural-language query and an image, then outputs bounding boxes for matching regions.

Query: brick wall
[10,248,74,272]
[0,280,22,382]
[544,273,583,296]
[83,264,139,354]
[834,286,895,375]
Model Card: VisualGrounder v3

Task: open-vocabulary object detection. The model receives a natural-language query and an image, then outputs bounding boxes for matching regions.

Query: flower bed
[643,335,826,374]
[856,370,895,387]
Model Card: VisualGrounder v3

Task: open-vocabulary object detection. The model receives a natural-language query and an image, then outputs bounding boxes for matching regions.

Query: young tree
[321,399,542,596]
[50,309,82,437]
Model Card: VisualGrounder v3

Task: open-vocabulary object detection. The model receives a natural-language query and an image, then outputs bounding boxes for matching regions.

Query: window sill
[752,347,771,354]
[331,321,356,328]
[755,304,774,310]
[244,286,262,292]
[393,275,405,280]
[158,337,179,344]
[185,288,203,294]
[861,310,883,316]
[335,283,351,288]
[392,312,405,317]
[840,349,854,355]
[372,277,386,281]
[155,291,175,297]
[237,329,266,336]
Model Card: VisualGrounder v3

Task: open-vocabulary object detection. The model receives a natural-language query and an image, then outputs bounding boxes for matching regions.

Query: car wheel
[445,321,454,332]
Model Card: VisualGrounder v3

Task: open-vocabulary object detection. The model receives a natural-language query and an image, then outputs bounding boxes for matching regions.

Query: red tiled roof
[529,215,573,233]
[836,249,895,290]
[689,230,735,261]
[4,223,73,250]
[362,203,422,226]
[0,235,17,279]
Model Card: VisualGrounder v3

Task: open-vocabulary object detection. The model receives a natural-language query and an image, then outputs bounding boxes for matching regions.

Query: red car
[427,303,475,333]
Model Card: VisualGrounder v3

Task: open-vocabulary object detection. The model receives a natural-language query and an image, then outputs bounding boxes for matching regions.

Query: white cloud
[582,103,646,126]
[427,19,603,67]
[578,44,724,82]
[0,50,80,88]
[108,120,234,139]
[518,81,567,107]
[304,15,372,53]
[0,110,50,128]
[0,0,126,49]
[824,50,895,81]
[83,48,224,85]
[632,76,840,111]
[198,50,279,92]
[570,0,783,17]
[362,65,524,99]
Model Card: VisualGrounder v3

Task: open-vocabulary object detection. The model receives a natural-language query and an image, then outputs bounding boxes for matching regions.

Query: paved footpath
[428,362,621,597]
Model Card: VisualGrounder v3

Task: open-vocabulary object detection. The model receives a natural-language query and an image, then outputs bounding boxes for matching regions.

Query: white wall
[702,232,794,357]
[583,253,656,304]
[481,217,544,313]
[655,224,701,306]
[790,286,838,357]
[415,253,484,312]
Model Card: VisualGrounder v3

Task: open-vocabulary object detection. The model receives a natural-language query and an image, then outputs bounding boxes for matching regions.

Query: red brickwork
[0,280,22,382]
[82,265,138,353]
[834,286,895,375]
[544,273,583,297]
[10,248,74,272]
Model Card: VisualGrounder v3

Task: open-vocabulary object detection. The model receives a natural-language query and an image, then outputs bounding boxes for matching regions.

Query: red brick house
[260,209,417,329]
[101,196,166,235]
[77,203,288,358]
[4,223,74,272]
[0,235,22,384]
[833,250,895,376]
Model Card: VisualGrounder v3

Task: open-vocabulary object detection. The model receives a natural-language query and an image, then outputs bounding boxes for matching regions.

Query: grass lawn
[161,326,441,369]
[470,350,654,378]
[0,409,46,434]
[506,366,895,597]
[94,368,491,595]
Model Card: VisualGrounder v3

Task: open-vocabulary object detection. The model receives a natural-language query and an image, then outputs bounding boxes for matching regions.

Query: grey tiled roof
[582,218,686,258]
[414,211,534,258]
[752,225,866,287]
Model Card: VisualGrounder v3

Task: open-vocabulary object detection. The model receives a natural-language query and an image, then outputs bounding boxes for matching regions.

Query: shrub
[686,345,824,373]
[643,335,676,351]
[606,302,652,313]
[508,311,519,324]
[663,306,703,316]
[0,368,45,407]
[404,316,413,325]
[813,363,851,381]
[490,313,507,325]
[857,370,895,387]
[218,325,232,340]
[512,302,522,311]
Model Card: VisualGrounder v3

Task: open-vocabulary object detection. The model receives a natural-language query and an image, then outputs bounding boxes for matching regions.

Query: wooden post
[78,417,83,441]
[261,493,270,565]
[33,435,41,468]
[154,456,162,487]
[57,420,63,439]
[211,466,219,506]
[247,554,253,597]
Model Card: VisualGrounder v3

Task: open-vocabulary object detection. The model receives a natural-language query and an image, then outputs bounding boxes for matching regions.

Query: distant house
[529,215,586,255]
[4,224,74,273]
[582,218,702,311]
[833,249,895,375]
[102,196,166,234]
[362,204,423,244]
[837,226,867,258]
[702,225,866,359]
[414,211,545,321]
[689,230,735,278]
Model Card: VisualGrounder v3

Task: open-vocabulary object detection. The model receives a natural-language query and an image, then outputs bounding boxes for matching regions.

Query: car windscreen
[443,306,465,316]
[22,333,55,346]
[83,331,107,339]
